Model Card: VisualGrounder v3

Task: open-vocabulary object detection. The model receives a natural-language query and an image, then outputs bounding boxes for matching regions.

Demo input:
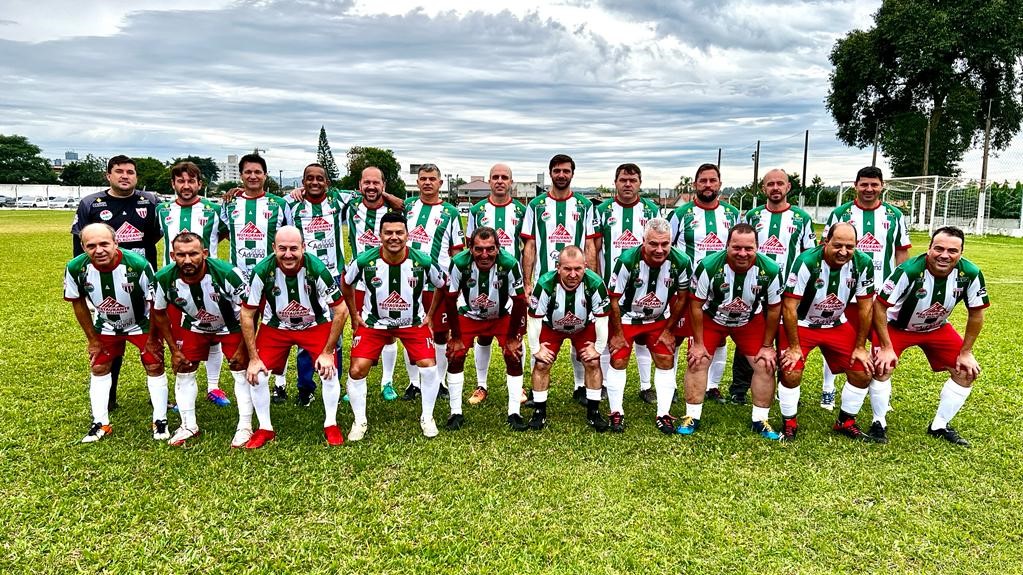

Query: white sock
[932,379,972,430]
[571,348,585,390]
[251,372,273,431]
[175,371,199,429]
[347,376,368,424]
[275,356,287,388]
[822,363,837,393]
[435,342,448,387]
[708,344,727,389]
[606,366,627,414]
[382,342,397,386]
[406,350,420,388]
[752,405,770,422]
[600,348,612,388]
[474,341,492,389]
[448,371,464,415]
[685,402,703,420]
[533,389,549,403]
[89,373,112,425]
[636,344,653,390]
[586,387,602,402]
[507,374,523,416]
[654,368,675,417]
[205,342,223,391]
[840,384,869,416]
[869,379,892,426]
[232,370,252,430]
[147,373,169,421]
[419,365,439,420]
[321,373,340,427]
[778,385,801,417]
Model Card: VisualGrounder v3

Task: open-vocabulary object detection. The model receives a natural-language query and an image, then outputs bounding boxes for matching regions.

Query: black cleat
[401,383,421,401]
[728,393,747,405]
[638,389,656,404]
[528,409,547,430]
[927,422,970,447]
[867,421,889,444]
[705,388,726,404]
[523,389,535,409]
[609,411,625,433]
[271,385,288,405]
[833,416,873,442]
[572,386,587,406]
[507,413,528,431]
[108,400,120,412]
[446,413,465,431]
[296,390,315,407]
[438,384,449,399]
[587,411,609,433]
[781,416,798,442]
[655,414,677,435]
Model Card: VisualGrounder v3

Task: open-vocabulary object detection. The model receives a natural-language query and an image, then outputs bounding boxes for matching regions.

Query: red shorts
[423,290,450,334]
[172,325,243,363]
[670,308,693,338]
[450,316,512,356]
[612,319,673,361]
[538,323,596,359]
[352,323,435,363]
[255,322,333,373]
[778,321,866,374]
[94,333,163,366]
[875,323,964,372]
[699,313,766,359]
[354,289,366,317]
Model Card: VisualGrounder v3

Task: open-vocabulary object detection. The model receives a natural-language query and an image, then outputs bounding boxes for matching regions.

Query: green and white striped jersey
[447,248,525,321]
[244,253,342,330]
[153,258,247,334]
[156,198,225,267]
[466,197,526,260]
[692,251,783,328]
[343,196,389,259]
[404,197,465,272]
[64,249,154,335]
[221,192,288,278]
[610,246,692,325]
[287,190,356,278]
[520,192,599,282]
[529,269,609,334]
[784,245,874,328]
[744,204,816,278]
[343,247,447,329]
[825,201,911,287]
[668,200,741,265]
[878,254,989,333]
[596,196,661,285]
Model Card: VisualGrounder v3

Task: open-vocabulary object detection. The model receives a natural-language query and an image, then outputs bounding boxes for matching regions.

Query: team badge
[271,286,282,297]
[540,210,550,221]
[466,278,476,288]
[571,211,581,221]
[633,277,644,288]
[371,276,383,288]
[915,287,927,298]
[83,282,94,293]
[720,283,730,291]
[136,208,148,218]
[815,278,825,289]
[264,211,273,219]
[99,210,113,221]
[121,282,134,293]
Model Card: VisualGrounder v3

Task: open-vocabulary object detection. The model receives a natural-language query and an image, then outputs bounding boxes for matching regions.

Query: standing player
[668,163,740,402]
[594,163,662,404]
[680,224,782,439]
[65,223,167,443]
[444,226,527,430]
[872,227,988,446]
[526,246,610,431]
[341,213,448,439]
[606,218,691,433]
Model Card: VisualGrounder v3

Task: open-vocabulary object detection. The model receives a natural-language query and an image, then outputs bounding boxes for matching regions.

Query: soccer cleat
[705,388,726,404]
[420,416,439,438]
[528,409,547,430]
[168,425,200,446]
[587,411,609,433]
[729,393,747,405]
[751,420,781,440]
[401,383,421,401]
[820,391,836,411]
[296,390,315,408]
[270,385,288,405]
[438,384,450,399]
[381,383,398,401]
[507,413,528,431]
[82,422,112,443]
[676,416,699,436]
[638,388,656,404]
[342,393,350,403]
[609,411,626,433]
[833,416,872,442]
[152,419,170,441]
[781,416,798,442]
[206,389,231,407]
[522,389,534,408]
[572,386,587,406]
[230,427,253,448]
[244,428,276,449]
[468,386,489,405]
[655,414,678,435]
[926,422,970,447]
[324,425,344,446]
[446,413,465,431]
[348,420,368,442]
[867,421,889,444]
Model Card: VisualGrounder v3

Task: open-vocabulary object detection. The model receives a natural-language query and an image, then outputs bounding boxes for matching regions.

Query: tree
[214,180,241,197]
[60,154,108,186]
[316,126,341,181]
[169,156,220,186]
[0,134,58,184]
[133,157,167,192]
[827,0,1023,177]
[338,146,406,197]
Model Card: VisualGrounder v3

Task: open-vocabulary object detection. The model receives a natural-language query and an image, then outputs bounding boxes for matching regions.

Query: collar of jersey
[695,199,720,210]
[361,197,385,210]
[381,247,410,266]
[241,190,266,200]
[417,196,443,206]
[304,193,328,205]
[766,203,791,214]
[175,196,202,207]
[94,249,124,273]
[854,198,882,211]
[545,191,574,202]
[488,196,513,207]
[277,258,305,277]
[615,196,640,208]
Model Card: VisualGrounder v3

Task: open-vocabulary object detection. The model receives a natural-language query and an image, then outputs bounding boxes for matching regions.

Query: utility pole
[922,113,932,176]
[279,169,284,189]
[751,140,760,191]
[980,99,993,191]
[801,130,809,206]
[717,148,722,168]
[871,119,879,167]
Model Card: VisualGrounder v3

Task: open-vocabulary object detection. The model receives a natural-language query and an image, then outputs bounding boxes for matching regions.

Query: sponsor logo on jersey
[633,276,644,288]
[916,302,948,319]
[786,273,797,288]
[719,297,751,313]
[553,312,585,328]
[83,281,95,293]
[115,222,144,243]
[408,225,432,244]
[857,233,883,253]
[815,278,826,289]
[882,280,896,293]
[195,309,222,323]
[238,248,265,260]
[306,216,333,233]
[719,282,729,292]
[237,222,265,241]
[306,238,335,251]
[607,216,617,226]
[472,293,497,309]
[529,295,539,308]
[370,276,383,288]
[915,287,928,298]
[271,285,282,297]
[278,301,312,319]
[496,228,514,247]
[97,296,130,314]
[540,210,550,221]
[548,224,574,243]
[379,291,410,311]
[696,232,724,252]
[613,230,641,249]
[136,208,148,218]
[357,230,380,246]
[164,215,174,224]
[465,278,476,288]
[99,210,113,221]
[759,235,786,255]
[634,292,663,308]
[814,293,846,311]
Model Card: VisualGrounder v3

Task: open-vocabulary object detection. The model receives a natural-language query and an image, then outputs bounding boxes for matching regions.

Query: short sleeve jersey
[529,269,609,335]
[153,257,247,335]
[611,246,692,325]
[668,200,741,265]
[825,201,911,286]
[745,204,816,278]
[447,248,525,321]
[692,251,783,328]
[64,249,154,335]
[466,198,527,260]
[784,246,874,328]
[287,190,356,278]
[156,197,225,267]
[244,253,342,330]
[404,197,465,271]
[343,247,447,329]
[72,190,161,268]
[343,196,389,260]
[221,192,289,278]
[520,192,599,282]
[596,196,661,285]
[877,254,989,333]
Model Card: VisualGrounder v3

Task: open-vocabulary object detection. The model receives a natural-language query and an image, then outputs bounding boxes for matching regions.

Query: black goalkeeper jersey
[71,189,161,268]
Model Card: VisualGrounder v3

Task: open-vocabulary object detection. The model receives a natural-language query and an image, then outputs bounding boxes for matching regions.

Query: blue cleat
[751,420,781,440]
[381,383,398,401]
[206,389,231,407]
[676,416,699,435]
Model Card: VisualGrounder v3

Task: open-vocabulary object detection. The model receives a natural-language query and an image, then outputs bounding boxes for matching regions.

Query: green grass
[2,210,1022,574]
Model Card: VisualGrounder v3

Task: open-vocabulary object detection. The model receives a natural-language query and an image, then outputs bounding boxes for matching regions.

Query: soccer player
[155,161,231,408]
[668,163,740,402]
[65,223,167,443]
[521,154,600,405]
[823,166,910,433]
[526,246,610,431]
[464,163,527,405]
[777,223,876,442]
[680,224,782,439]
[595,163,662,405]
[341,212,448,439]
[606,218,691,433]
[444,226,527,430]
[240,226,347,448]
[872,226,988,446]
[151,232,249,446]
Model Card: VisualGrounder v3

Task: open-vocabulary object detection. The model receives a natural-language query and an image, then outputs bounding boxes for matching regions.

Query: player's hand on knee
[851,347,873,377]
[246,359,267,385]
[315,352,336,379]
[955,350,980,380]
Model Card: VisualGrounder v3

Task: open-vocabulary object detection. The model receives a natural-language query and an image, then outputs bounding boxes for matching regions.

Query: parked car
[0,195,13,207]
[15,196,40,208]
[48,196,78,209]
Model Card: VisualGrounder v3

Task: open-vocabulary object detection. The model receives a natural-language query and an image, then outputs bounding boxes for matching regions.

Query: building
[214,154,240,184]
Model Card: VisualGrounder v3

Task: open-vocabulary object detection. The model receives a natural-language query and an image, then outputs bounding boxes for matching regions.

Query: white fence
[0,185,109,208]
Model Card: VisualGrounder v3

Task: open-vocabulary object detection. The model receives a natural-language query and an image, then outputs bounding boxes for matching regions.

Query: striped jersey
[520,192,599,282]
[343,247,447,329]
[64,249,154,335]
[343,196,389,259]
[825,201,911,286]
[287,190,356,278]
[610,246,692,325]
[153,258,247,334]
[220,192,289,278]
[244,253,342,330]
[744,204,816,278]
[692,251,783,328]
[447,248,525,321]
[156,198,224,267]
[404,197,464,271]
[596,196,661,285]
[668,200,741,265]
[784,245,874,328]
[466,197,527,260]
[878,254,989,333]
[529,269,609,334]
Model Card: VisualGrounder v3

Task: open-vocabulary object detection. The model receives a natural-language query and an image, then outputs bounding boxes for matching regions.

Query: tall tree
[316,126,341,181]
[338,146,406,197]
[169,156,220,186]
[0,134,58,184]
[133,157,167,192]
[827,0,1023,177]
[59,154,108,186]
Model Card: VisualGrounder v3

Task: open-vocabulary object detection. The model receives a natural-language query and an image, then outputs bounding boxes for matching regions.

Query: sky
[1,0,1020,188]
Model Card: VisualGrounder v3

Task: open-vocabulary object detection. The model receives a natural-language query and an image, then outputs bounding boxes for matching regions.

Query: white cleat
[230,427,253,448]
[82,422,112,443]
[348,420,369,442]
[168,425,200,447]
[152,419,170,441]
[420,416,439,438]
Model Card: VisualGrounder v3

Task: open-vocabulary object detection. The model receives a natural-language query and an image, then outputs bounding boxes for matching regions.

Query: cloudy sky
[1,0,1019,188]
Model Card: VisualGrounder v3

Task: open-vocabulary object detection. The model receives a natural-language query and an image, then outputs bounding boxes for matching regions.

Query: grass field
[2,210,1022,574]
